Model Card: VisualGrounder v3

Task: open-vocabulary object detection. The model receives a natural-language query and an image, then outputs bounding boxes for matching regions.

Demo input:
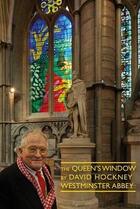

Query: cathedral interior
[0,0,140,208]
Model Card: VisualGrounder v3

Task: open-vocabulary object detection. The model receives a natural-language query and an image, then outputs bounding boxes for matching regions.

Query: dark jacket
[0,163,57,209]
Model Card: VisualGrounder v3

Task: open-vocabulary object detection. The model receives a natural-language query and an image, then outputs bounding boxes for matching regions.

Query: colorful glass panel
[121,6,132,105]
[138,9,140,69]
[53,14,72,112]
[38,0,62,14]
[29,17,49,113]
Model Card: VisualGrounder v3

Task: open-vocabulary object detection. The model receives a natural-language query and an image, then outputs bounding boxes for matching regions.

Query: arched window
[120,6,132,106]
[28,0,73,116]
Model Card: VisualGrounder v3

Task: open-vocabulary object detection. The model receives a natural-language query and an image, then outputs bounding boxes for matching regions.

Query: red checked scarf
[17,157,56,209]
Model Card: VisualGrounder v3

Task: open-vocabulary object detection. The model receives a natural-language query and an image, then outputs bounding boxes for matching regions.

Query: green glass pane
[29,17,49,113]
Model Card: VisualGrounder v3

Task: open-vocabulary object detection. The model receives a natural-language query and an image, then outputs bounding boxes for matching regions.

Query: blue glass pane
[53,14,72,112]
[121,6,132,104]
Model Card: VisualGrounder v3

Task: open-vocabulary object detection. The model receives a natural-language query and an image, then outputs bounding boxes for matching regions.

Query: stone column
[57,137,98,209]
[0,41,12,163]
[131,5,138,84]
[115,1,123,160]
[95,0,102,161]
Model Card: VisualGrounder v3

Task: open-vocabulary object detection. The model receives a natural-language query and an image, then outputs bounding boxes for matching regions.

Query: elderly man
[0,129,57,209]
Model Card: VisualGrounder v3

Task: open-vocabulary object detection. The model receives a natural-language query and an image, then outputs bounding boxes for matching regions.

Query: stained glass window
[53,15,72,112]
[38,0,63,14]
[29,17,49,113]
[121,6,132,105]
[29,6,72,114]
[138,9,140,69]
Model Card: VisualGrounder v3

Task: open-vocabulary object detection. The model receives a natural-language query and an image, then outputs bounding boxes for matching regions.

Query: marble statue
[66,73,88,138]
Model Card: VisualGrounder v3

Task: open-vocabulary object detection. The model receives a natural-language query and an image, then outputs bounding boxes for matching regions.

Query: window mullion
[48,28,54,114]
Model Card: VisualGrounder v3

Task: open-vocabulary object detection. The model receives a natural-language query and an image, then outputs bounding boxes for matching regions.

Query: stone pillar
[57,137,98,209]
[115,1,123,160]
[0,41,12,163]
[95,0,102,161]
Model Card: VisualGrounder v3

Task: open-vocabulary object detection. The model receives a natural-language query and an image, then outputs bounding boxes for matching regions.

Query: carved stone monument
[65,73,88,138]
[126,120,140,206]
[125,71,140,206]
[57,74,98,209]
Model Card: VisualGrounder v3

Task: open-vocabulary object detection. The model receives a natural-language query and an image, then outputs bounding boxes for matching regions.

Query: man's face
[18,134,48,171]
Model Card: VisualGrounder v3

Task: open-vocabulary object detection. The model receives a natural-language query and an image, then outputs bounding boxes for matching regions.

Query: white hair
[14,129,48,154]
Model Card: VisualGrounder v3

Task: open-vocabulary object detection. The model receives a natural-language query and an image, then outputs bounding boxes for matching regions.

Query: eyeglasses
[25,146,47,154]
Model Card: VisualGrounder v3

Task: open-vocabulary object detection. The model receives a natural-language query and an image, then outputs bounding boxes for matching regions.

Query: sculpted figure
[66,73,88,138]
